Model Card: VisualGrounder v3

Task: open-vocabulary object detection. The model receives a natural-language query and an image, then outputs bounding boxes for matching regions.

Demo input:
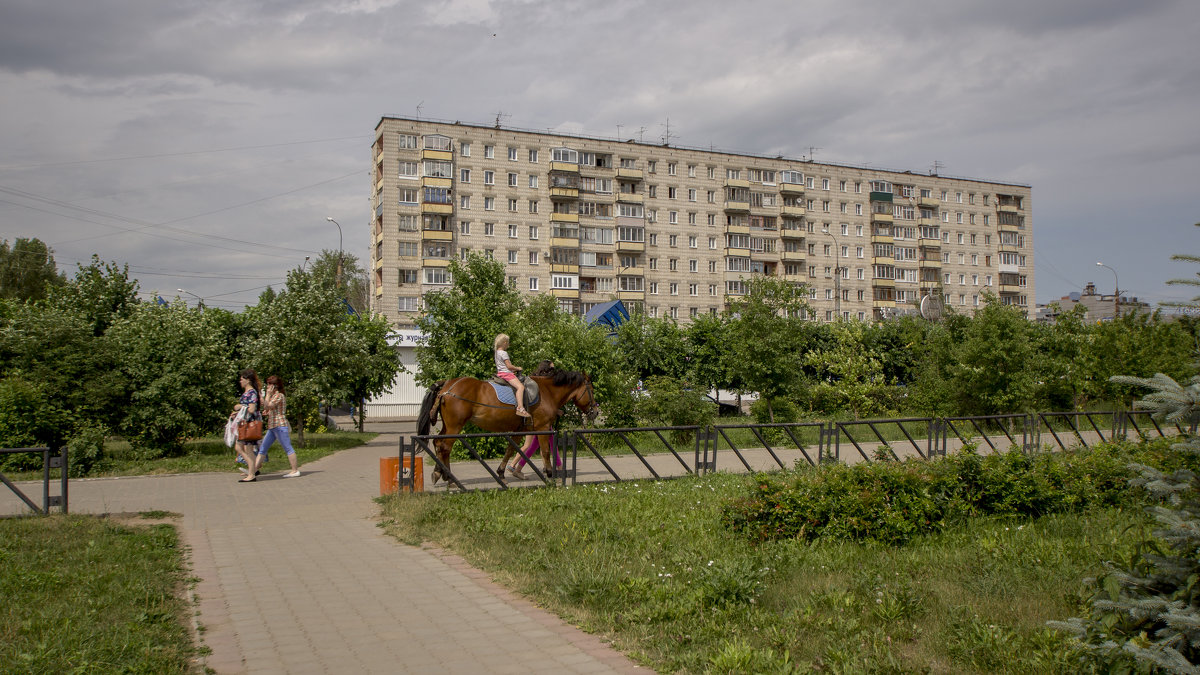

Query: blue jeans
[257,426,295,459]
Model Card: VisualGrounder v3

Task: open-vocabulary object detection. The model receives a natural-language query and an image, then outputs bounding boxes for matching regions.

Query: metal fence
[404,409,1188,492]
[1,446,69,515]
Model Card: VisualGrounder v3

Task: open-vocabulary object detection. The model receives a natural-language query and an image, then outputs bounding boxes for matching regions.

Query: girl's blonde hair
[494,333,509,349]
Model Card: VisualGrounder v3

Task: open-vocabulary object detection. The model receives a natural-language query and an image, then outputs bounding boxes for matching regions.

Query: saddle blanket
[489,379,539,408]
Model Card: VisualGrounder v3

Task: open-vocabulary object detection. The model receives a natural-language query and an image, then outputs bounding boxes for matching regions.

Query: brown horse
[415,370,598,486]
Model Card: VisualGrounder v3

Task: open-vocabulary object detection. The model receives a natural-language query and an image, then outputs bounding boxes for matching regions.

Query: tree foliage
[723,277,812,420]
[0,237,64,302]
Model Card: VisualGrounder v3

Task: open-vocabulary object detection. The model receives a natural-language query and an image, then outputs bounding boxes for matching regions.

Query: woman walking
[256,375,301,478]
[233,369,262,483]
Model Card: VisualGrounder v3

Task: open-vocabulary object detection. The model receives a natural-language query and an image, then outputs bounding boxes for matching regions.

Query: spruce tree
[1050,235,1200,673]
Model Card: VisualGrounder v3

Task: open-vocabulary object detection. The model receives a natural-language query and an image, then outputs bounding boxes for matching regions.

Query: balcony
[869,191,894,203]
[724,178,750,189]
[422,258,451,268]
[724,201,750,212]
[550,237,579,248]
[616,167,643,180]
[779,181,805,195]
[616,240,645,252]
[998,204,1019,214]
[999,283,1022,294]
[782,272,806,282]
[550,212,579,223]
[421,202,453,215]
[550,161,580,173]
[871,212,894,223]
[872,298,896,308]
[616,192,644,204]
[618,266,645,276]
[550,187,580,200]
[779,229,805,240]
[918,197,939,209]
[422,176,452,189]
[916,217,933,227]
[999,243,1019,253]
[781,250,805,262]
[780,205,806,218]
[872,278,896,288]
[616,291,644,302]
[751,248,778,261]
[870,234,893,244]
[998,222,1020,233]
[725,224,750,235]
[421,149,452,161]
[421,229,454,242]
[918,258,942,269]
[550,264,580,275]
[551,288,580,298]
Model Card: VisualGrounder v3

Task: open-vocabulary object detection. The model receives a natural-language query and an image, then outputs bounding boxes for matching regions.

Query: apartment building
[370,117,1033,327]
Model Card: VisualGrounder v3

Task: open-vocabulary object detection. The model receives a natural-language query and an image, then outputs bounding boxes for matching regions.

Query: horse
[415,369,598,486]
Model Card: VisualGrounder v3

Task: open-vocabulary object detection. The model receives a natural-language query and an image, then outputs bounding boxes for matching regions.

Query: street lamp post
[1096,261,1119,319]
[326,216,344,288]
[176,288,204,308]
[823,226,842,319]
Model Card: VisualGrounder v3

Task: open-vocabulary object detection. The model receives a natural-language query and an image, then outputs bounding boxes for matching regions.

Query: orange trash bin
[379,456,423,494]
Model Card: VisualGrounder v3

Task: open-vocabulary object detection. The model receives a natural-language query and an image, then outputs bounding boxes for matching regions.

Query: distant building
[370,117,1034,325]
[1036,281,1149,322]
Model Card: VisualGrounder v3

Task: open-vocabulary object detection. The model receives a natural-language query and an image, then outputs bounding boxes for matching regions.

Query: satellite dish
[920,294,943,321]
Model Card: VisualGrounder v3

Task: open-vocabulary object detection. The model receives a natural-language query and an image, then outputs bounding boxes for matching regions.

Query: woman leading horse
[415,369,598,486]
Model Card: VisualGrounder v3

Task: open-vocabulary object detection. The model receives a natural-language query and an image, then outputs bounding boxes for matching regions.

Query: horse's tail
[417,381,444,435]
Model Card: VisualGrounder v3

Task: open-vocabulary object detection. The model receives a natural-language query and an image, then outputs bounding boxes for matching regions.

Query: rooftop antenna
[636,126,647,143]
[930,160,944,176]
[494,111,510,128]
[415,101,424,119]
[616,123,623,140]
[660,117,675,146]
[808,146,820,162]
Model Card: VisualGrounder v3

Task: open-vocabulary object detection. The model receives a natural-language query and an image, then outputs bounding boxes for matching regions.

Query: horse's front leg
[541,434,554,479]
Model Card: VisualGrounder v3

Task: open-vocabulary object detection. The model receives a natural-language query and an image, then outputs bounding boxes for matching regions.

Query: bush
[0,377,70,472]
[66,423,108,477]
[636,376,717,443]
[722,440,1195,545]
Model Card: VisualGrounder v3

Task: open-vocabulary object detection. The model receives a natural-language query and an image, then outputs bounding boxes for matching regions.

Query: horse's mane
[542,369,588,388]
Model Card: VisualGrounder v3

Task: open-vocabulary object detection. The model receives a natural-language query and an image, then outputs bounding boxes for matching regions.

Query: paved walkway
[1,431,642,674]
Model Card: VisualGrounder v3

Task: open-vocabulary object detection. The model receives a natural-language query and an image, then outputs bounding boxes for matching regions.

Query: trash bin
[379,456,423,494]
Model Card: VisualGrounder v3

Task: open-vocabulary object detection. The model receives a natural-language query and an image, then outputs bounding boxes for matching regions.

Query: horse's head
[571,376,600,423]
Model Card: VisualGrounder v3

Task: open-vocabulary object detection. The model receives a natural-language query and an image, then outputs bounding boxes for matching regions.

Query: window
[507,198,518,212]
[508,250,518,264]
[460,142,470,156]
[668,187,677,199]
[689,236,697,248]
[649,258,657,270]
[399,161,418,177]
[529,200,539,214]
[669,258,678,271]
[399,188,418,204]
[459,168,471,182]
[484,145,495,159]
[484,222,495,236]
[457,220,470,235]
[855,204,863,215]
[529,251,539,265]
[689,259,698,273]
[727,168,741,179]
[528,225,538,239]
[707,167,716,179]
[669,211,678,224]
[483,197,495,211]
[459,195,471,209]
[399,215,419,232]
[529,277,539,291]
[424,267,450,285]
[398,134,418,149]
[649,282,658,295]
[484,170,495,185]
[649,234,657,246]
[709,261,717,273]
[552,147,578,163]
[528,175,538,188]
[507,223,518,238]
[423,135,451,151]
[508,172,518,187]
[399,269,419,284]
[647,160,657,173]
[507,147,518,161]
[398,296,419,311]
[822,178,830,190]
[424,160,451,178]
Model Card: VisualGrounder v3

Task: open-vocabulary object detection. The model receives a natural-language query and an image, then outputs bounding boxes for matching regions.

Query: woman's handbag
[237,417,263,442]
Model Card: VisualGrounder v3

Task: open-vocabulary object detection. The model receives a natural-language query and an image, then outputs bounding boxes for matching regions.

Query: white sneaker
[238,466,249,475]
[282,470,301,478]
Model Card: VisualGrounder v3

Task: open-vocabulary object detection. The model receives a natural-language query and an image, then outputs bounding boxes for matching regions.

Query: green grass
[3,432,377,480]
[381,471,1141,673]
[0,514,198,673]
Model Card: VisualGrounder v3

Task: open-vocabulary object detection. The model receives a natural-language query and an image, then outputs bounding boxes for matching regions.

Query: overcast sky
[1,0,1198,310]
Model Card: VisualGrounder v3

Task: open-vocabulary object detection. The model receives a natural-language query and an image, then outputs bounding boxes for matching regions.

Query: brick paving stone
[3,431,642,673]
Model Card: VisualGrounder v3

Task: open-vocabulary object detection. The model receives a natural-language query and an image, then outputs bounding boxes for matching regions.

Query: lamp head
[1096,261,1103,266]
[326,216,335,223]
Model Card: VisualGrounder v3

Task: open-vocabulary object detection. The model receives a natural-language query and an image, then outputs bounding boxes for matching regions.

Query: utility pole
[824,226,841,319]
[1097,261,1119,319]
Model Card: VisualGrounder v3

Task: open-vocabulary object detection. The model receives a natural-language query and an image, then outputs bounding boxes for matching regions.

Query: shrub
[66,423,108,477]
[0,377,70,472]
[722,440,1196,545]
[636,376,717,443]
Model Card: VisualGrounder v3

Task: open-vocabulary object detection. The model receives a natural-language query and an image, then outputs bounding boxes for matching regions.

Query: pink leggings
[515,435,561,469]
